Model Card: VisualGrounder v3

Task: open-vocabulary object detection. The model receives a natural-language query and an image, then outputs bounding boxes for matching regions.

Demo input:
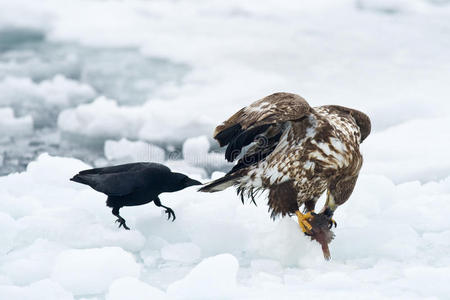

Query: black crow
[70,162,202,230]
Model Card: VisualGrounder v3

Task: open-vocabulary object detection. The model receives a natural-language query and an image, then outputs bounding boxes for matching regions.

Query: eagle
[199,92,371,259]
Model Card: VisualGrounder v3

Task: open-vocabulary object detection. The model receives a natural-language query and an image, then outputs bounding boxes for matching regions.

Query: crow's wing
[75,171,148,196]
[78,162,169,175]
[72,163,171,196]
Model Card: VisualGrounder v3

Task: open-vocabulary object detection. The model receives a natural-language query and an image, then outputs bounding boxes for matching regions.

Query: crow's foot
[164,207,176,222]
[115,218,130,230]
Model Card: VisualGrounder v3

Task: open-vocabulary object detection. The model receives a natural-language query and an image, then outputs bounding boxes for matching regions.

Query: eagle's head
[351,109,371,143]
[324,105,371,143]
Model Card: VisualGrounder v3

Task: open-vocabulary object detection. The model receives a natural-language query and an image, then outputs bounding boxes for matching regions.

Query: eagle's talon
[327,218,337,229]
[295,210,314,234]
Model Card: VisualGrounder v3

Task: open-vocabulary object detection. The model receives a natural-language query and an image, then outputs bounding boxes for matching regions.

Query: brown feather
[267,181,298,219]
[200,92,371,260]
[214,92,311,139]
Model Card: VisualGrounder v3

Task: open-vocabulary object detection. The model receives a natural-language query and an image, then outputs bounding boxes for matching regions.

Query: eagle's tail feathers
[198,173,240,193]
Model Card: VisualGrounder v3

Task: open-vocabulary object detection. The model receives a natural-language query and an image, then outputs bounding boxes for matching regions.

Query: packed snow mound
[104,138,165,164]
[0,75,95,127]
[183,135,232,172]
[161,242,202,263]
[58,96,213,143]
[363,116,450,183]
[58,97,145,140]
[51,247,140,295]
[0,212,17,256]
[106,277,166,300]
[0,107,33,136]
[0,279,73,300]
[167,254,239,299]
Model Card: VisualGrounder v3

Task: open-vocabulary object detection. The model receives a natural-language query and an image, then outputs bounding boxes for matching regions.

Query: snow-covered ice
[104,138,165,164]
[1,154,449,298]
[51,247,140,295]
[1,0,450,299]
[0,108,33,137]
[0,279,74,300]
[161,243,202,264]
[106,277,165,300]
[167,254,239,299]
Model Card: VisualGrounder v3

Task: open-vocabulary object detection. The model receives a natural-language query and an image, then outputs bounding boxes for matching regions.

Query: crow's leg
[154,197,176,221]
[112,207,130,230]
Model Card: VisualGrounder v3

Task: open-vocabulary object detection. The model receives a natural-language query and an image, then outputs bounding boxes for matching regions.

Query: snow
[183,135,232,172]
[0,107,33,136]
[0,213,17,256]
[51,247,140,295]
[161,243,202,264]
[104,138,165,164]
[58,97,145,140]
[106,277,166,300]
[363,116,450,183]
[0,75,95,127]
[167,254,239,299]
[0,279,74,300]
[1,0,450,299]
[0,152,450,298]
[2,151,449,299]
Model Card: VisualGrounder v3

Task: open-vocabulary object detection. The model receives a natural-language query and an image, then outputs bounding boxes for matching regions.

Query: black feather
[215,124,242,147]
[227,129,283,174]
[225,124,270,162]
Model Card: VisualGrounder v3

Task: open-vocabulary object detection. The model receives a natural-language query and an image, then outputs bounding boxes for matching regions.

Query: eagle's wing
[214,92,311,163]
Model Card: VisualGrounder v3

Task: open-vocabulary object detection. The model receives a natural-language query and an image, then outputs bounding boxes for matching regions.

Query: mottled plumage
[200,92,371,259]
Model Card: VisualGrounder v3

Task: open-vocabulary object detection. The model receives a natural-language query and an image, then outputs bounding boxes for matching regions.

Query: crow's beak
[186,178,202,187]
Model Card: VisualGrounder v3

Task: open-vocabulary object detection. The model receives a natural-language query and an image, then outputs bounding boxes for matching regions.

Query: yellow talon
[295,210,314,234]
[329,218,337,228]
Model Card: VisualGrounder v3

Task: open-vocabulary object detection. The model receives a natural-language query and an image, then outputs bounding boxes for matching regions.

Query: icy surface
[1,0,450,299]
[1,154,450,298]
[51,247,140,295]
[0,279,74,300]
[161,243,202,264]
[0,107,33,137]
[106,277,165,300]
[167,254,239,299]
[363,116,450,183]
[104,138,165,164]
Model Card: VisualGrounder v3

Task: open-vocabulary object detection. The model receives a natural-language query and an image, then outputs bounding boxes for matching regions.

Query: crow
[70,162,202,230]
